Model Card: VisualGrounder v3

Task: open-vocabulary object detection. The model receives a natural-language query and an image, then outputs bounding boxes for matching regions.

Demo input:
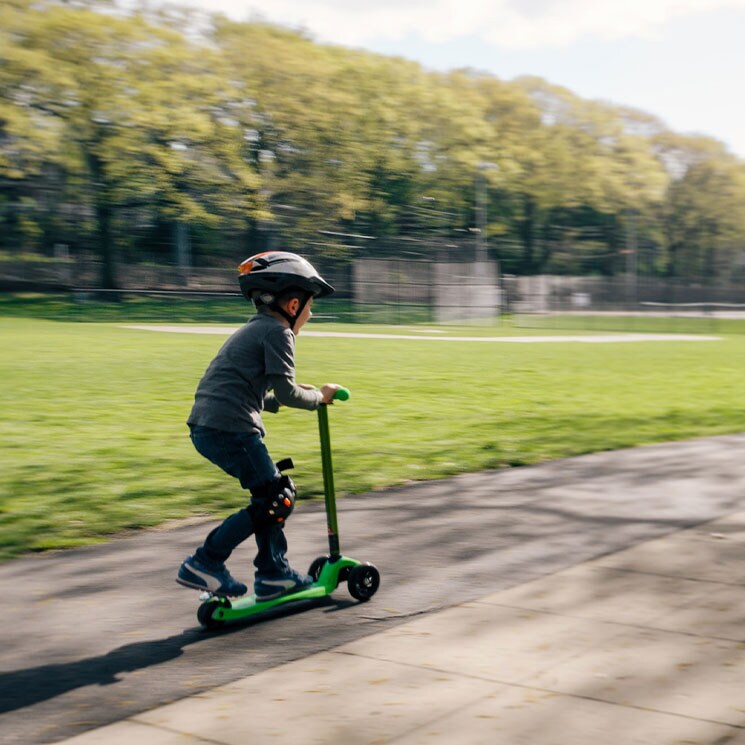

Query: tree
[0,0,72,253]
[663,149,745,279]
[1,0,264,286]
[2,0,744,287]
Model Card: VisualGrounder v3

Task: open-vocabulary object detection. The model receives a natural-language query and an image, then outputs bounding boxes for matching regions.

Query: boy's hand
[319,383,342,404]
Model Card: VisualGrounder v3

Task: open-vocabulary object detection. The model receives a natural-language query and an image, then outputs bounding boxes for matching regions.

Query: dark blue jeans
[189,425,289,577]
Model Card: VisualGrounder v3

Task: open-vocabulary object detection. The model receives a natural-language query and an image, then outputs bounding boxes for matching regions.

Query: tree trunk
[704,225,718,280]
[1,184,20,253]
[665,242,682,278]
[96,198,117,289]
[519,194,536,273]
[86,149,118,290]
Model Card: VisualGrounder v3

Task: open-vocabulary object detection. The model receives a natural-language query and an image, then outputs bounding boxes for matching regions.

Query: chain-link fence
[0,254,502,325]
[3,254,745,332]
[506,275,745,334]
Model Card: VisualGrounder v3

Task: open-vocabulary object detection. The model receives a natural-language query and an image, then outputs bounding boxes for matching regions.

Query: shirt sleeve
[263,392,281,413]
[268,374,323,411]
[263,327,296,377]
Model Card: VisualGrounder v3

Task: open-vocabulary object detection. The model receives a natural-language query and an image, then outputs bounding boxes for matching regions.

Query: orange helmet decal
[238,252,274,276]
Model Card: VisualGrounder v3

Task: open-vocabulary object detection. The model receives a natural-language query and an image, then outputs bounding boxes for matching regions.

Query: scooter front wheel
[308,555,330,581]
[347,563,380,602]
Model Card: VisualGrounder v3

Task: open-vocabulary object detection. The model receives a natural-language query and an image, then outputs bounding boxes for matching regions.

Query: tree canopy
[2,0,744,286]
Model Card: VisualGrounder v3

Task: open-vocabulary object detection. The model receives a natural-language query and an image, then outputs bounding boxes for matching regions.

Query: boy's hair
[254,287,310,313]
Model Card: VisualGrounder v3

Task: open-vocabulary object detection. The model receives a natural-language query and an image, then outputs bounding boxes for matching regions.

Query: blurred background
[2,0,745,331]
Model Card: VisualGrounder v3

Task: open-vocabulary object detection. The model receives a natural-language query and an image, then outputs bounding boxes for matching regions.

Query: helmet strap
[272,303,296,327]
[288,293,311,331]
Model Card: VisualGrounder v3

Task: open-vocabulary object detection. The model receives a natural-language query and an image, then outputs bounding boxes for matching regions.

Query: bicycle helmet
[238,251,334,328]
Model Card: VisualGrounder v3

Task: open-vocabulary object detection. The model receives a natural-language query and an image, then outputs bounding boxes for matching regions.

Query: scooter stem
[317,388,350,561]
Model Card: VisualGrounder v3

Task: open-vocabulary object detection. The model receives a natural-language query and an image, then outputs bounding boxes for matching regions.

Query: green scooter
[196,388,380,629]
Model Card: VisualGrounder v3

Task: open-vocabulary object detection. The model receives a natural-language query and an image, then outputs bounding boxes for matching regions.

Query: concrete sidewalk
[55,510,745,745]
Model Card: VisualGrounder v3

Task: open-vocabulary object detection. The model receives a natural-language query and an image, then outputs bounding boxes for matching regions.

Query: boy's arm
[268,375,323,410]
[266,376,343,410]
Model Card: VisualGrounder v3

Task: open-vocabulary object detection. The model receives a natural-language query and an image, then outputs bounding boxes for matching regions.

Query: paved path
[60,510,745,745]
[2,434,745,744]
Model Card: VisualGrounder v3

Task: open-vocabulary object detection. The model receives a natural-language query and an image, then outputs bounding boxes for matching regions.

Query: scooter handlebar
[333,387,351,402]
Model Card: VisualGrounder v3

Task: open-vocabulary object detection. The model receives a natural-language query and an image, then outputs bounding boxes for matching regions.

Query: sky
[168,0,745,159]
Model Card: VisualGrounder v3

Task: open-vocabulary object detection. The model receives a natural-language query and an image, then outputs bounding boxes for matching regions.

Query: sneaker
[176,555,247,597]
[254,568,313,601]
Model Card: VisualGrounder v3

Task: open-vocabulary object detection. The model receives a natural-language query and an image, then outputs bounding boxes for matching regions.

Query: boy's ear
[284,296,300,314]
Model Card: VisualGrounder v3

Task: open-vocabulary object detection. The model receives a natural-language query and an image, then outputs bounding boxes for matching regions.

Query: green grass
[0,292,445,326]
[0,291,250,324]
[2,313,745,562]
[514,312,745,336]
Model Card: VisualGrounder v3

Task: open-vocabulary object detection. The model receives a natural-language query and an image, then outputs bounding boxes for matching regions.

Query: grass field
[2,305,745,562]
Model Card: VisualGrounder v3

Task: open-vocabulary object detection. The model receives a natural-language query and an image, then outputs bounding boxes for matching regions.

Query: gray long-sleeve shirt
[187,313,322,435]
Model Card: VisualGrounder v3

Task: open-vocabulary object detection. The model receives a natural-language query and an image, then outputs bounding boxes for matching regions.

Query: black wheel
[197,600,225,629]
[308,555,330,581]
[347,563,380,602]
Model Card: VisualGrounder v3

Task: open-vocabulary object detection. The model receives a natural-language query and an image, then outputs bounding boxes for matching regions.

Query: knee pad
[247,474,297,526]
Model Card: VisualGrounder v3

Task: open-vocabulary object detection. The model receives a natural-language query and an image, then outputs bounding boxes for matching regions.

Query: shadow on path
[1,596,338,715]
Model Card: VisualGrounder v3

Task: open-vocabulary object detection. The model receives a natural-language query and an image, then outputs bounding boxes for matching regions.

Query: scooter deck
[200,556,361,625]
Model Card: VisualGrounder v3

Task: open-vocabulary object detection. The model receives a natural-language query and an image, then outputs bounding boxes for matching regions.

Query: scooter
[196,387,380,629]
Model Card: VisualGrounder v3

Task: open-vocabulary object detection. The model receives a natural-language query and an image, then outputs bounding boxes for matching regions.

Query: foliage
[2,0,745,282]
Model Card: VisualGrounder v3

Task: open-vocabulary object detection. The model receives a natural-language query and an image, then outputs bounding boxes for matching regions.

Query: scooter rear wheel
[347,563,380,602]
[197,600,225,629]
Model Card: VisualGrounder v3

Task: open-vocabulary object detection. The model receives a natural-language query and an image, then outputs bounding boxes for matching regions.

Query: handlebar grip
[333,387,351,401]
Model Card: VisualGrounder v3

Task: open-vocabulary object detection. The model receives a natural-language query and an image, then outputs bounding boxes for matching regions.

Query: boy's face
[285,295,314,334]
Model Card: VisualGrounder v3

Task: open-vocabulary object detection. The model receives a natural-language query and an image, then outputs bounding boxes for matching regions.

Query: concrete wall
[353,258,500,322]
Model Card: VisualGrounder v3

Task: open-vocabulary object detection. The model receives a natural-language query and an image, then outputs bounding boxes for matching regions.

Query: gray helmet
[238,251,334,303]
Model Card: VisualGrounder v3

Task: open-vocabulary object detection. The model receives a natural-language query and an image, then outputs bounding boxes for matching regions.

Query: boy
[176,251,341,599]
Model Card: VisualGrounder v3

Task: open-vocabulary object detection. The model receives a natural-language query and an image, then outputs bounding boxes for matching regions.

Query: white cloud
[194,0,745,49]
[481,0,745,47]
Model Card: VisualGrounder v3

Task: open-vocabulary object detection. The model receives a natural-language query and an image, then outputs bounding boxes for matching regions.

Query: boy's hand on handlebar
[319,383,342,404]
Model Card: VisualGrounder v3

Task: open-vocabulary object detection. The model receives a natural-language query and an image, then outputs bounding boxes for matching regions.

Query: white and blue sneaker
[254,569,313,601]
[176,555,247,597]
